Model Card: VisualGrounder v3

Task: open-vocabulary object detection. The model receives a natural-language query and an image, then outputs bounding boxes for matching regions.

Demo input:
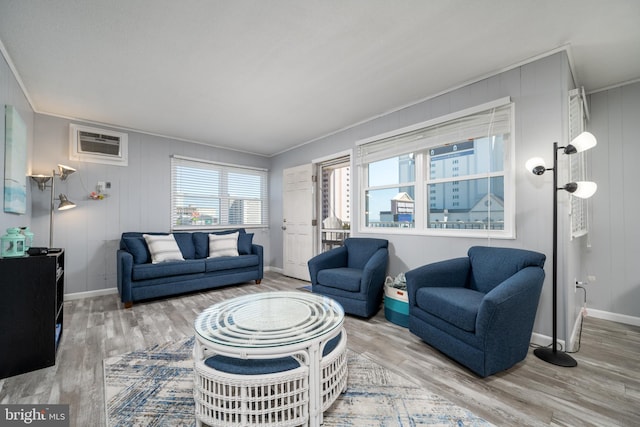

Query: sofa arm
[251,243,264,280]
[405,257,470,306]
[476,266,545,348]
[307,246,348,286]
[117,249,134,305]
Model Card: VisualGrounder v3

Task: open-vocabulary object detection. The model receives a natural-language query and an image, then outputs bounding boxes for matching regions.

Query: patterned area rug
[103,337,493,426]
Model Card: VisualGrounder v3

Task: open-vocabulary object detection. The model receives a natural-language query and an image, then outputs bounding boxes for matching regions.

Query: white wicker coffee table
[193,291,346,427]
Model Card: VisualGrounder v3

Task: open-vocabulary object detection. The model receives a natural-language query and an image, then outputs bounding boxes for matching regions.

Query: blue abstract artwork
[4,105,27,214]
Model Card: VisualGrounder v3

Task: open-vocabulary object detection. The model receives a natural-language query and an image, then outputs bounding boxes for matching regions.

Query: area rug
[103,337,493,426]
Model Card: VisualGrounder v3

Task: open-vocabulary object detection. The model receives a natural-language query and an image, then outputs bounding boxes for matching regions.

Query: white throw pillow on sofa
[143,234,185,263]
[208,232,239,258]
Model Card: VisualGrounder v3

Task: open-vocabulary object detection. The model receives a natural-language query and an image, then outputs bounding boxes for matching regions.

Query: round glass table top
[195,291,344,348]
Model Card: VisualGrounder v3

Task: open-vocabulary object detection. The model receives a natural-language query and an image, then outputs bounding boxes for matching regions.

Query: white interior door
[283,164,314,281]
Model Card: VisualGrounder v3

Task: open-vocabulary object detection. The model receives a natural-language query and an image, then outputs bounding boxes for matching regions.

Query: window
[317,154,351,252]
[364,154,416,228]
[170,156,268,230]
[568,88,590,239]
[358,98,514,237]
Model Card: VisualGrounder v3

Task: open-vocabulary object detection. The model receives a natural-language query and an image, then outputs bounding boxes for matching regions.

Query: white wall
[30,114,271,295]
[585,81,640,319]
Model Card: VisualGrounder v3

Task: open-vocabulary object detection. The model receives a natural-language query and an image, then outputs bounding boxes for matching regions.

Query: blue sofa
[117,229,263,308]
[406,246,545,377]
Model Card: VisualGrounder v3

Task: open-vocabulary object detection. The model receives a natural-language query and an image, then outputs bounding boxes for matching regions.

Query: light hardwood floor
[1,272,638,426]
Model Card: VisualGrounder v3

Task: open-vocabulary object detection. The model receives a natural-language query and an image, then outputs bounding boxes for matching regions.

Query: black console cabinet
[0,250,64,379]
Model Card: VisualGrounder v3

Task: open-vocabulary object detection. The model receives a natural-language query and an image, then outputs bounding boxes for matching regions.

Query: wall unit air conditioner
[69,123,128,166]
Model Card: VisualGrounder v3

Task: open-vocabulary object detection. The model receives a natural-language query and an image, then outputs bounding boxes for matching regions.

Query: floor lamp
[525,131,597,367]
[29,164,77,248]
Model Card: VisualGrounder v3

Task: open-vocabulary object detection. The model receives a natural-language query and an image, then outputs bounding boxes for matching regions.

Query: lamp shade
[525,157,547,175]
[57,194,76,210]
[29,174,53,191]
[572,181,597,199]
[565,132,597,154]
[57,164,77,181]
[564,181,597,199]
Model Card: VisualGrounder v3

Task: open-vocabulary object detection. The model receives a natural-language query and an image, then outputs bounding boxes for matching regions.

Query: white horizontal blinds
[225,168,268,225]
[171,157,220,228]
[357,103,511,164]
[357,127,427,165]
[319,154,350,168]
[171,156,268,229]
[568,89,588,238]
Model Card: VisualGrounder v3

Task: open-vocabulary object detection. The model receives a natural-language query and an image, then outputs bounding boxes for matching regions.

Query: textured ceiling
[1,0,639,156]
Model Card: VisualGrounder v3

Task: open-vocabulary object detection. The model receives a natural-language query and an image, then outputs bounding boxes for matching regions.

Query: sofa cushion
[122,236,150,264]
[173,232,196,259]
[143,234,185,263]
[205,355,300,375]
[344,238,388,269]
[205,254,259,272]
[416,287,484,332]
[192,232,209,259]
[323,332,342,357]
[317,268,362,292]
[209,232,239,258]
[238,233,254,255]
[132,259,205,281]
[468,246,546,293]
[193,229,246,258]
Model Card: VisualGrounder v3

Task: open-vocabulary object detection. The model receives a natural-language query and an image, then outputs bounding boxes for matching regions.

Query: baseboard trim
[65,287,118,301]
[568,303,587,352]
[587,308,640,327]
[532,307,640,350]
[530,332,566,349]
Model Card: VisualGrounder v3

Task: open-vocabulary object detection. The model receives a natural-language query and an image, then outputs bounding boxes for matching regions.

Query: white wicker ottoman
[320,331,348,412]
[194,292,346,427]
[193,350,309,427]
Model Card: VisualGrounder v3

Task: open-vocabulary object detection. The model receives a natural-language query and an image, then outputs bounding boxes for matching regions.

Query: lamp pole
[533,142,577,367]
[49,169,55,248]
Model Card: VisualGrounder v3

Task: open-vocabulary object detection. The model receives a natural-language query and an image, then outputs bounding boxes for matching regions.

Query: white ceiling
[1,1,639,157]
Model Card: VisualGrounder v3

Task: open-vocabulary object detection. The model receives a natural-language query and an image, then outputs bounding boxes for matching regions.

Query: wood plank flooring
[1,272,638,426]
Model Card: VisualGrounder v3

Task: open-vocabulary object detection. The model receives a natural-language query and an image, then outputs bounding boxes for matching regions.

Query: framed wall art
[4,105,27,214]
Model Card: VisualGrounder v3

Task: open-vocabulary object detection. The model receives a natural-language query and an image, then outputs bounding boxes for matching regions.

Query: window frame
[357,98,515,238]
[170,155,269,231]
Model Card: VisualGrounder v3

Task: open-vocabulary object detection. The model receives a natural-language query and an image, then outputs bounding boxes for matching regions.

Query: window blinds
[357,99,512,165]
[170,155,268,229]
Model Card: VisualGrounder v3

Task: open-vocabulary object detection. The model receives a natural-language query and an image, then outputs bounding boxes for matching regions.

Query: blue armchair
[308,238,388,317]
[406,246,546,377]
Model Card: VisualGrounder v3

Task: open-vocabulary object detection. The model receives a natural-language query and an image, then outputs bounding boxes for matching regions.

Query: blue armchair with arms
[405,246,546,377]
[308,237,389,317]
